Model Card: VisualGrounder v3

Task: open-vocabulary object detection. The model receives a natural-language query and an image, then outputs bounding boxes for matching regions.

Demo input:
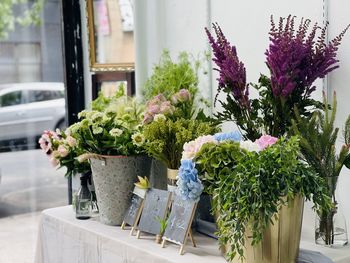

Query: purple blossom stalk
[206,23,250,109]
[266,15,349,98]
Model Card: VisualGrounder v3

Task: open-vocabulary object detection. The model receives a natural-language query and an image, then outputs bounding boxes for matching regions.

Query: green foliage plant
[142,50,200,101]
[291,93,350,245]
[195,136,331,261]
[142,118,219,169]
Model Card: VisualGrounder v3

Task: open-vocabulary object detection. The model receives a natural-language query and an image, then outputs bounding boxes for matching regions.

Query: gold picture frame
[86,0,135,72]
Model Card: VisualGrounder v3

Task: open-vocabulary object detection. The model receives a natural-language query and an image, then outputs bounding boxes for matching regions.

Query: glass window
[0,90,22,107]
[28,89,63,103]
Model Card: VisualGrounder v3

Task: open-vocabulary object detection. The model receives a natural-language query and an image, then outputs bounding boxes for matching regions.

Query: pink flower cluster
[143,94,175,124]
[39,129,77,167]
[143,89,192,124]
[255,135,278,150]
[171,89,191,105]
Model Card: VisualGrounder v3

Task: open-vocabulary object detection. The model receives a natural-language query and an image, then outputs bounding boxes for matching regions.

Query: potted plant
[177,134,331,262]
[292,94,350,246]
[155,216,168,244]
[142,50,211,189]
[71,95,151,226]
[203,14,348,261]
[38,129,95,209]
[142,87,218,187]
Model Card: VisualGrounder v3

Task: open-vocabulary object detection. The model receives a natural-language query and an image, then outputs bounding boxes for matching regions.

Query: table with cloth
[34,205,350,263]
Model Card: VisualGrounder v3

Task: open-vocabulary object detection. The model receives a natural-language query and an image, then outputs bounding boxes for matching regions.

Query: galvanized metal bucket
[90,155,151,226]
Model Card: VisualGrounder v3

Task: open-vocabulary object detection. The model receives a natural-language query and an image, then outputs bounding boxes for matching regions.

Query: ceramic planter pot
[224,195,304,263]
[90,155,151,225]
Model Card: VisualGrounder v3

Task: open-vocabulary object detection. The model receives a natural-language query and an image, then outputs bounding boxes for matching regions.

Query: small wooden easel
[161,202,198,255]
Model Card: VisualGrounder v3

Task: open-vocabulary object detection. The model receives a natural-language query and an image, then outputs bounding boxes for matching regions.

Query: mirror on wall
[87,0,135,71]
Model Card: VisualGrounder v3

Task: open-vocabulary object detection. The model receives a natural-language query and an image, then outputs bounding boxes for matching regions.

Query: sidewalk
[0,212,40,263]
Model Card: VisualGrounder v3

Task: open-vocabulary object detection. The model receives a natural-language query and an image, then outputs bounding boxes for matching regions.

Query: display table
[34,206,225,263]
[35,206,350,263]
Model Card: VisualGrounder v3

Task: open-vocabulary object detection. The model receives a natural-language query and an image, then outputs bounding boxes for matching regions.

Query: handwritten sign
[136,189,171,237]
[162,195,197,254]
[121,194,144,234]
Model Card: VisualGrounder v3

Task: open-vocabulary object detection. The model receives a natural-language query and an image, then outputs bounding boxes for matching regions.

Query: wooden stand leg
[161,239,166,248]
[179,245,185,255]
[121,221,126,230]
[136,230,141,239]
[130,227,135,236]
[188,230,196,247]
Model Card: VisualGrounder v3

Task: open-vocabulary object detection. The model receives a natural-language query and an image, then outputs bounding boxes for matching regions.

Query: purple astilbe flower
[266,15,349,98]
[206,23,250,109]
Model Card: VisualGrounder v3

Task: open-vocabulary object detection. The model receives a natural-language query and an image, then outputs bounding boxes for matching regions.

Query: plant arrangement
[206,15,349,140]
[142,60,218,170]
[71,95,145,159]
[178,133,331,260]
[39,129,90,177]
[292,94,350,245]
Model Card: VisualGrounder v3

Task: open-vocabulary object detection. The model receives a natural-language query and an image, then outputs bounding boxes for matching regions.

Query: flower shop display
[206,15,349,140]
[292,94,350,246]
[177,133,331,262]
[72,95,151,225]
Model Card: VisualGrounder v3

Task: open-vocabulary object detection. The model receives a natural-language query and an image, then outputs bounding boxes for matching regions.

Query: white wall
[327,0,350,227]
[134,0,350,232]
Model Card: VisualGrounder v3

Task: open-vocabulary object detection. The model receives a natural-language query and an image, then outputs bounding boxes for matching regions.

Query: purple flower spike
[266,15,349,98]
[206,23,250,109]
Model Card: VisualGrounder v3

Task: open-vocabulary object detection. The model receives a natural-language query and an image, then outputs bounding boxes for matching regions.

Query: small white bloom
[91,112,104,122]
[132,132,145,147]
[92,126,103,134]
[240,140,260,152]
[78,110,88,119]
[154,114,166,122]
[109,128,123,137]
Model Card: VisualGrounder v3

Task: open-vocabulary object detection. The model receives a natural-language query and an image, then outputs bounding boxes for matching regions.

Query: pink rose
[255,135,278,150]
[58,145,69,157]
[148,104,160,115]
[66,136,77,147]
[177,89,191,102]
[160,101,175,115]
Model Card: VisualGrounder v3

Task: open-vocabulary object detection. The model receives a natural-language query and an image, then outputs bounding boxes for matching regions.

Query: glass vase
[315,206,348,247]
[75,174,92,220]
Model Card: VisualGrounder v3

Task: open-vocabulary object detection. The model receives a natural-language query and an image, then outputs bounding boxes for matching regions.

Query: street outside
[0,149,67,262]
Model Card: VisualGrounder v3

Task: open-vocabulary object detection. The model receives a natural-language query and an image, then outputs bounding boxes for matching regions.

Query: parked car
[0,83,66,146]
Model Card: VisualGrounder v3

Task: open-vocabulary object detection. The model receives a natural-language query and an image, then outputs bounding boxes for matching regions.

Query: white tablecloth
[34,206,225,263]
[34,205,350,263]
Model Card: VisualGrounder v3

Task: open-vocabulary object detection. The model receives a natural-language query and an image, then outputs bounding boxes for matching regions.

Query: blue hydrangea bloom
[214,131,242,142]
[176,159,203,201]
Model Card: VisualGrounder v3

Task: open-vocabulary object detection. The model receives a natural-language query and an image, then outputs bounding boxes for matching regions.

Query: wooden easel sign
[161,194,198,255]
[136,188,171,238]
[121,190,145,235]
